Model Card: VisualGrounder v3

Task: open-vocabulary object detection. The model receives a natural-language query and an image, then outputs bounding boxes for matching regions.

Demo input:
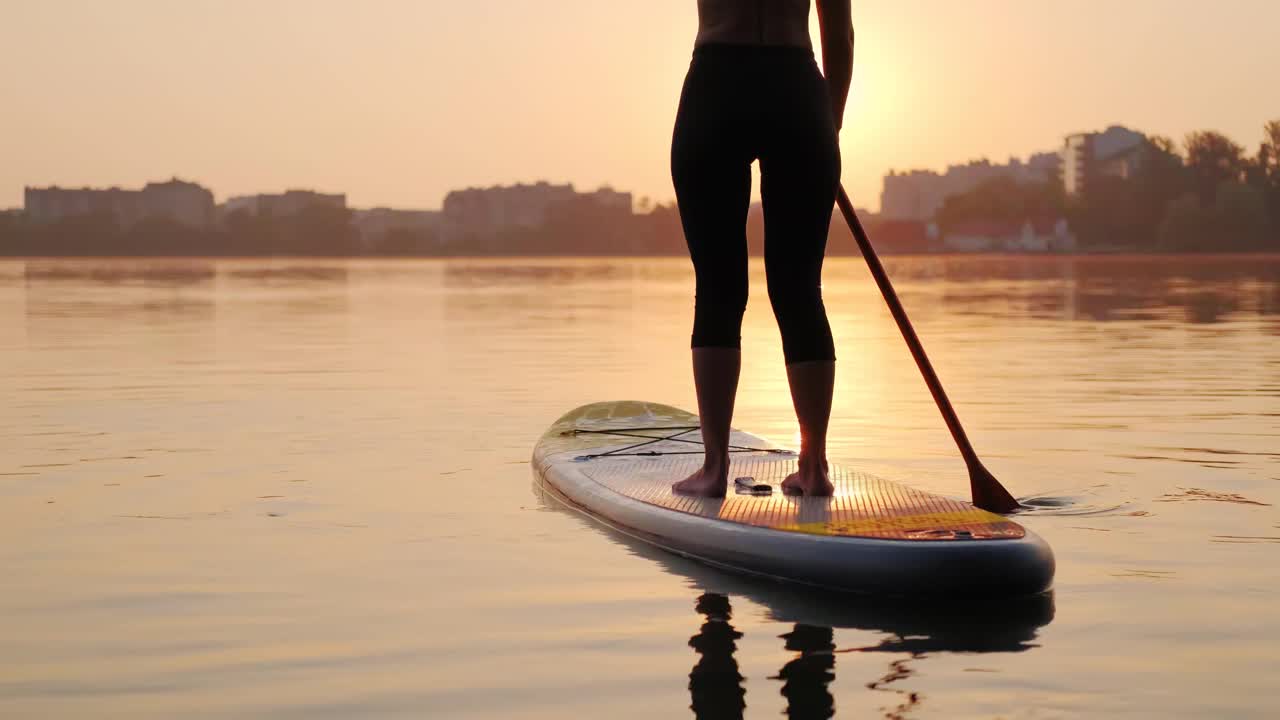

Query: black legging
[671,43,841,364]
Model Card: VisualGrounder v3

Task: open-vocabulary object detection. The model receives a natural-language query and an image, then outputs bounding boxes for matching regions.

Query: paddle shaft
[834,186,1019,512]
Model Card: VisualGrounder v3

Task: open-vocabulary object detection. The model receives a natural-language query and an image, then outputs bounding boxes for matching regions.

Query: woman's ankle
[797,451,828,471]
[703,452,730,475]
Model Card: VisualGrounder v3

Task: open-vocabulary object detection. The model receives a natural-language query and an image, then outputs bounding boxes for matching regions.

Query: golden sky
[2,0,1278,212]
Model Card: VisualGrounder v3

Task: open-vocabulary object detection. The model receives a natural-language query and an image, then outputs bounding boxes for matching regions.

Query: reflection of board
[533,401,1055,596]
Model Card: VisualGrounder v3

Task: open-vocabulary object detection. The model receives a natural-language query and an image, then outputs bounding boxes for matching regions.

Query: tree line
[5,121,1279,256]
[936,120,1280,252]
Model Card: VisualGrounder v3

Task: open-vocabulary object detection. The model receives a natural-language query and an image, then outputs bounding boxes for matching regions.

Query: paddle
[834,186,1021,513]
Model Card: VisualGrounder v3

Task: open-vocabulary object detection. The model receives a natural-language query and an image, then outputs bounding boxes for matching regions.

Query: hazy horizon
[4,0,1279,212]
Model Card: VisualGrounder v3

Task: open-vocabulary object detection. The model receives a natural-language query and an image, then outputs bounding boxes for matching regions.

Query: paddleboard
[532,400,1054,596]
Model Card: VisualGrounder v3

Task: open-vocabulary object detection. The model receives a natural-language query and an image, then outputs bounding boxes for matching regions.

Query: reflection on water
[22,259,216,287]
[1,255,1277,718]
[1155,487,1272,506]
[535,477,1054,719]
[686,595,840,720]
[221,264,349,286]
[773,623,836,720]
[880,254,1280,324]
[442,259,628,287]
[20,260,218,322]
[688,593,746,719]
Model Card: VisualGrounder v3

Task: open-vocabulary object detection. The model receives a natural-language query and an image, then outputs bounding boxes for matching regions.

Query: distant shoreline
[5,252,1280,262]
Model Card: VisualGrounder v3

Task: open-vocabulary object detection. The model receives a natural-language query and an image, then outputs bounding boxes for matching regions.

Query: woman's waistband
[692,42,815,62]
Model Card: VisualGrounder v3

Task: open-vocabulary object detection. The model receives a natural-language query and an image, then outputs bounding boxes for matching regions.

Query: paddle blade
[969,462,1022,514]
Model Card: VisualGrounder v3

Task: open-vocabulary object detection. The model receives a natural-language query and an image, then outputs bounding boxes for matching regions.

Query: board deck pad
[578,454,1023,541]
[542,401,1025,542]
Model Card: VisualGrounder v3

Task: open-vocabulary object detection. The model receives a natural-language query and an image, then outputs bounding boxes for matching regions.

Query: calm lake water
[2,255,1278,719]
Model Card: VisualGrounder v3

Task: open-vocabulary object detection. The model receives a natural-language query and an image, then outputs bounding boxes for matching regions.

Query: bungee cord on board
[565,426,794,462]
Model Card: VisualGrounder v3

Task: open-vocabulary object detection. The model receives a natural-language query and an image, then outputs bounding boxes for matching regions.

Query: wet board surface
[532,400,1055,595]
[580,452,1025,541]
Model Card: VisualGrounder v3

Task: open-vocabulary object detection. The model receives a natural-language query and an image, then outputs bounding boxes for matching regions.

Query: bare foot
[782,457,834,497]
[672,461,728,497]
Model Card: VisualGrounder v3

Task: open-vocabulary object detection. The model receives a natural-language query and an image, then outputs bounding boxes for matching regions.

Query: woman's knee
[779,319,836,363]
[691,282,748,349]
[770,286,835,363]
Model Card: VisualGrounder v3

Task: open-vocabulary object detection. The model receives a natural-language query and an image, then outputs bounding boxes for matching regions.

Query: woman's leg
[781,360,835,496]
[758,60,841,496]
[670,53,753,497]
[672,347,741,496]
